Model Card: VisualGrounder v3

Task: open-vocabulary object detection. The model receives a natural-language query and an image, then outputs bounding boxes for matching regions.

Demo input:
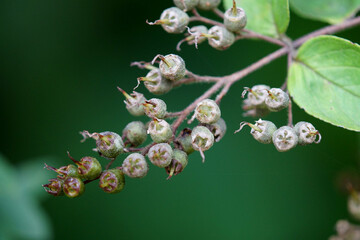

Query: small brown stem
[189,16,224,27]
[287,96,293,127]
[238,29,286,46]
[106,158,116,170]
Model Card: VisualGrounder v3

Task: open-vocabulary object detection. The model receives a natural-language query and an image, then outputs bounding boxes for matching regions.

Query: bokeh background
[1,1,359,239]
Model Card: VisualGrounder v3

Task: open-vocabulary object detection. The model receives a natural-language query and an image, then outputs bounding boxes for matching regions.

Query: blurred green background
[0,1,359,239]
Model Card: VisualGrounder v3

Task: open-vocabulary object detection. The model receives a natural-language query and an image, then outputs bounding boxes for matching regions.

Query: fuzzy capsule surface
[124,91,147,116]
[272,126,298,152]
[159,54,186,81]
[265,88,289,112]
[46,164,81,180]
[250,119,277,144]
[160,7,189,34]
[143,98,167,119]
[294,121,319,145]
[191,126,214,151]
[165,149,188,179]
[174,128,195,154]
[76,156,102,181]
[148,143,173,168]
[208,26,235,50]
[99,168,125,194]
[63,177,85,198]
[96,131,125,159]
[123,121,147,147]
[173,0,199,11]
[188,25,208,45]
[122,153,149,178]
[43,178,63,196]
[197,0,221,10]
[202,117,227,142]
[148,119,173,143]
[195,99,221,124]
[224,7,247,32]
[246,85,270,107]
[144,68,173,95]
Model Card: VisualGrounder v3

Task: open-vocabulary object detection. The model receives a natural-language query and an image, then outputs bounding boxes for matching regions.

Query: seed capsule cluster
[149,1,247,51]
[329,220,360,240]
[235,119,321,152]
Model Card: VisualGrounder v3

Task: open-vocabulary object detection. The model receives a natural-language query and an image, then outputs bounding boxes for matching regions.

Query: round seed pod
[195,99,221,124]
[159,54,186,81]
[143,98,167,119]
[141,68,173,95]
[160,7,190,34]
[265,88,289,112]
[197,0,221,10]
[173,0,199,11]
[118,88,146,116]
[224,3,247,32]
[71,156,102,181]
[147,119,173,143]
[243,85,270,107]
[43,178,63,197]
[123,121,147,147]
[96,132,125,159]
[122,153,149,178]
[234,119,277,144]
[174,128,195,155]
[191,126,214,151]
[272,126,298,152]
[336,220,351,236]
[148,143,173,168]
[187,25,208,45]
[165,149,188,179]
[294,121,321,145]
[202,117,227,142]
[99,168,125,194]
[63,177,85,198]
[44,163,81,180]
[208,26,235,50]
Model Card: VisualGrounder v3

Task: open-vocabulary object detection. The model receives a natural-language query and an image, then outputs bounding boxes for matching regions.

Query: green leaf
[223,0,290,38]
[290,0,360,24]
[0,154,53,240]
[288,35,360,131]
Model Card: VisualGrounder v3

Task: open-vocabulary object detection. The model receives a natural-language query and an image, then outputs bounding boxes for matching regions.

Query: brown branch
[212,8,224,18]
[189,16,225,27]
[239,29,286,46]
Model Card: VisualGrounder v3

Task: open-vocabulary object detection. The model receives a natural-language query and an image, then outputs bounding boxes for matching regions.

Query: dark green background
[1,1,359,239]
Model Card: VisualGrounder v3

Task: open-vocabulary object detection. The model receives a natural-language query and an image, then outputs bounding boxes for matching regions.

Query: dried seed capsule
[173,0,199,11]
[174,128,195,155]
[99,168,125,194]
[224,0,247,32]
[202,117,227,142]
[43,178,63,196]
[158,54,186,81]
[242,85,270,107]
[122,153,148,178]
[336,220,351,236]
[148,143,173,168]
[207,26,235,50]
[197,0,221,10]
[235,119,277,144]
[149,7,189,34]
[63,177,85,198]
[265,88,289,112]
[294,121,321,145]
[67,153,102,181]
[143,98,167,119]
[195,99,221,124]
[165,149,188,179]
[139,68,173,95]
[191,126,214,162]
[187,25,208,45]
[272,126,298,152]
[122,121,147,147]
[44,163,80,180]
[348,192,360,221]
[147,119,173,143]
[118,87,146,116]
[80,131,125,159]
